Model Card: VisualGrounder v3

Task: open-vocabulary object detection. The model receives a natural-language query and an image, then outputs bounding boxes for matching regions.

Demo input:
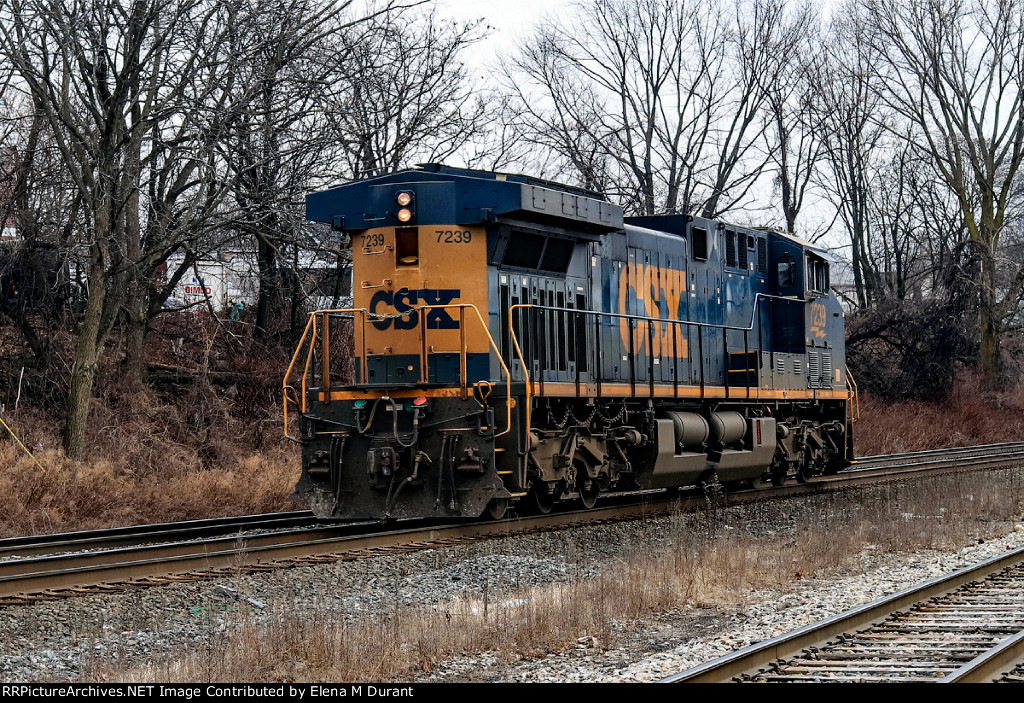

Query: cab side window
[807,255,829,294]
[778,256,795,287]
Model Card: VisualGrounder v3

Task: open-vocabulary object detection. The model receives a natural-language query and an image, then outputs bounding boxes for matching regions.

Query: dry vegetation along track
[3,442,1024,606]
[661,543,1024,683]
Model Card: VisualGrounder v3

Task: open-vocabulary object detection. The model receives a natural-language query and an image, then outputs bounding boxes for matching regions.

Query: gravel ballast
[2,486,1023,683]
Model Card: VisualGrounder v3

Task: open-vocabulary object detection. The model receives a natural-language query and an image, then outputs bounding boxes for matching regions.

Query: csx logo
[369,288,461,330]
[617,264,689,358]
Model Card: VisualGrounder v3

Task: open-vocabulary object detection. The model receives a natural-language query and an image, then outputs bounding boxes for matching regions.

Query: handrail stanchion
[698,326,705,396]
[574,309,581,398]
[724,328,730,399]
[673,321,680,398]
[743,329,749,398]
[648,316,655,396]
[301,313,318,410]
[628,317,636,396]
[459,306,468,398]
[846,365,860,421]
[282,313,316,438]
[756,310,764,401]
[508,304,533,445]
[323,313,331,404]
[419,307,428,384]
[359,311,368,384]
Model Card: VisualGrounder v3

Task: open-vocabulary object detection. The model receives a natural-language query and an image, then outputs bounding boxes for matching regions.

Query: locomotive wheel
[578,477,599,509]
[796,448,824,484]
[575,459,599,509]
[531,482,556,514]
[795,457,815,483]
[770,462,788,487]
[484,498,508,520]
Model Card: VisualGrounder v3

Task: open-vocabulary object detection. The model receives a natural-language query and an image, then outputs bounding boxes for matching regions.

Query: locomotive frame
[284,164,856,521]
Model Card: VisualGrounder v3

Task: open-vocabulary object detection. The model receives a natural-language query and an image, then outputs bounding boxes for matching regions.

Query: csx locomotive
[284,165,854,520]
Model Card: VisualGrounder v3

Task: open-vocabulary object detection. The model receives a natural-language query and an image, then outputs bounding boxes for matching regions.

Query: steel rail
[660,544,1024,683]
[819,449,1024,485]
[5,441,1021,559]
[2,442,1024,604]
[941,630,1024,683]
[0,511,318,560]
[0,503,672,601]
[852,442,1024,467]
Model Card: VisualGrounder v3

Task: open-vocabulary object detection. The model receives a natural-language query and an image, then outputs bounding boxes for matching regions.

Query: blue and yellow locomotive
[284,165,854,520]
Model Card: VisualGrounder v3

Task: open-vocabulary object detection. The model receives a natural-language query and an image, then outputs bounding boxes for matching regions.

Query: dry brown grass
[855,372,1024,455]
[0,443,295,536]
[104,467,1024,683]
[0,321,299,536]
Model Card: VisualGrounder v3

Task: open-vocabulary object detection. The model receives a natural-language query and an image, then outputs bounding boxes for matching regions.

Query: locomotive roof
[307,165,836,261]
[307,164,623,234]
[758,228,836,260]
[625,216,835,260]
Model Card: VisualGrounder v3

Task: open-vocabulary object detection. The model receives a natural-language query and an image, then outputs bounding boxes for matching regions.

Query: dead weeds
[107,467,1024,683]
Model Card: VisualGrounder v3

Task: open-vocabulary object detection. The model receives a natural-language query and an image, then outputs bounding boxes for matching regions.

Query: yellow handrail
[415,303,515,438]
[282,313,316,439]
[845,365,860,422]
[507,304,534,438]
[282,304,514,439]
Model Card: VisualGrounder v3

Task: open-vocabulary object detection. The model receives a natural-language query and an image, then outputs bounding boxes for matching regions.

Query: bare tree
[118,0,250,379]
[0,0,237,458]
[862,0,1024,389]
[221,0,354,341]
[504,0,799,218]
[866,130,969,300]
[222,0,487,341]
[809,10,888,307]
[329,9,489,179]
[762,1,823,233]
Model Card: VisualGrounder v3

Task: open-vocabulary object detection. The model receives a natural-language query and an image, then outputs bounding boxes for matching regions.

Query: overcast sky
[429,0,841,245]
[439,0,572,69]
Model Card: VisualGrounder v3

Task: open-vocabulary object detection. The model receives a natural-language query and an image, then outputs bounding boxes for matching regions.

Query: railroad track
[661,544,1024,683]
[0,510,318,560]
[854,442,1024,467]
[2,442,1023,605]
[850,442,1024,473]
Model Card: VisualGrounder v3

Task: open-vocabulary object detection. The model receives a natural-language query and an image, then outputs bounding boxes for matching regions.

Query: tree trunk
[62,240,107,460]
[978,241,1002,391]
[254,234,277,340]
[121,127,146,385]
